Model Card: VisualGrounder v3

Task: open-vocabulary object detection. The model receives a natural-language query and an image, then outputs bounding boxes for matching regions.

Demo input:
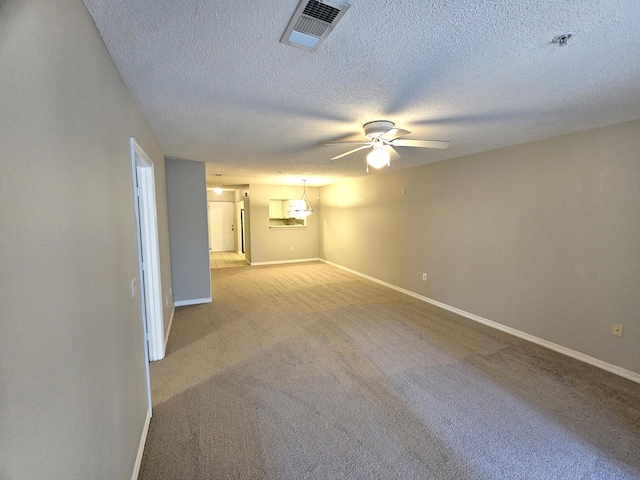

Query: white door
[131,139,165,363]
[209,202,234,252]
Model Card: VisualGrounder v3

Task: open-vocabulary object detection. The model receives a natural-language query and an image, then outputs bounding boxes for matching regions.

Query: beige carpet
[139,262,640,479]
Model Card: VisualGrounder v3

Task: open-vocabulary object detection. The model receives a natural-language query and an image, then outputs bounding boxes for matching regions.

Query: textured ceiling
[82,0,640,186]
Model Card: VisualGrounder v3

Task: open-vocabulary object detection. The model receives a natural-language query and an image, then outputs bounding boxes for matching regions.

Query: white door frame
[237,200,245,256]
[131,138,165,371]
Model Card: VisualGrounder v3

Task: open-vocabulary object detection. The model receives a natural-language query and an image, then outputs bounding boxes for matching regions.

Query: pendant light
[293,179,313,217]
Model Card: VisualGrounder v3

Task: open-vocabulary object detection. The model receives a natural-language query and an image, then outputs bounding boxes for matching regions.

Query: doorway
[131,138,165,374]
[237,200,245,255]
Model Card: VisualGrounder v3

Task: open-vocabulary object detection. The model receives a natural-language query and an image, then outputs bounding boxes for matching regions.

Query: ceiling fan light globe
[367,149,390,169]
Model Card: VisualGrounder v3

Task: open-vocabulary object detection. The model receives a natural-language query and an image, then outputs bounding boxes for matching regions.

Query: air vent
[281,0,350,52]
[303,1,340,23]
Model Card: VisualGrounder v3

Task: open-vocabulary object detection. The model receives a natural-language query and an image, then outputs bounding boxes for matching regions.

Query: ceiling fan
[323,120,450,172]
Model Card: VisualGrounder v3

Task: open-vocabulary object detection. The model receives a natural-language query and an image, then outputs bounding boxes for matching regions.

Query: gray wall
[0,0,172,478]
[249,184,320,263]
[166,158,212,304]
[320,121,640,375]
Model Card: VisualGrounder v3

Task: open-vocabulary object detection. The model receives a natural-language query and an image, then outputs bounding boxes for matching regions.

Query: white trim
[131,407,151,480]
[321,259,640,384]
[131,138,165,362]
[251,257,320,266]
[164,306,175,349]
[175,297,212,307]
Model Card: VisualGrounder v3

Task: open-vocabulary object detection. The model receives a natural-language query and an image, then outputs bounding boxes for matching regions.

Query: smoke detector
[552,33,574,47]
[281,0,350,52]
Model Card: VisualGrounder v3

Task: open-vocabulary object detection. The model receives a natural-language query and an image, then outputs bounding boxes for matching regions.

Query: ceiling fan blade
[381,128,411,141]
[322,141,370,146]
[386,146,401,162]
[390,139,450,149]
[331,145,371,160]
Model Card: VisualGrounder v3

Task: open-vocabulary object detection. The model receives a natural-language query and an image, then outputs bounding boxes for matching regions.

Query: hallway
[210,251,248,269]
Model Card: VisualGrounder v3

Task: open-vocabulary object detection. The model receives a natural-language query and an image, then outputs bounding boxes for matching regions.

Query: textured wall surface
[320,121,640,375]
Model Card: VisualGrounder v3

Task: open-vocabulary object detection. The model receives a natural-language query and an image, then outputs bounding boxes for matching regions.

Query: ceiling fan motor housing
[364,120,395,139]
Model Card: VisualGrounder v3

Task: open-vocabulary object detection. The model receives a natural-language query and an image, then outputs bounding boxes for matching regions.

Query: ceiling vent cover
[281,0,350,52]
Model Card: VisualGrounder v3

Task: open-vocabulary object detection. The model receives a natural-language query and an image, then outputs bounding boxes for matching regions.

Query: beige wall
[207,189,235,202]
[0,1,172,478]
[249,184,320,263]
[320,121,640,375]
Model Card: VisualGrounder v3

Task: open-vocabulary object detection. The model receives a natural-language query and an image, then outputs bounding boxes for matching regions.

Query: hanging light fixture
[366,138,390,169]
[293,179,313,218]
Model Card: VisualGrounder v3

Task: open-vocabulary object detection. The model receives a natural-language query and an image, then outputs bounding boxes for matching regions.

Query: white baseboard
[251,257,320,266]
[321,259,640,384]
[174,297,212,307]
[164,306,175,349]
[131,407,151,480]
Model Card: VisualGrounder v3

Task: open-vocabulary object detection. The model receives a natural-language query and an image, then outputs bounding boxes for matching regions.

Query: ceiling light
[366,144,390,169]
[293,179,313,218]
[213,188,223,194]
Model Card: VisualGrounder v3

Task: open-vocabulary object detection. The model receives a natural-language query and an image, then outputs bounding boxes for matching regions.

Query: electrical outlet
[611,324,624,337]
[402,188,407,195]
[422,273,427,281]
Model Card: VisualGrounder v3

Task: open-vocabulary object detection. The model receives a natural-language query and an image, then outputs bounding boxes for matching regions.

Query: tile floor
[210,251,248,269]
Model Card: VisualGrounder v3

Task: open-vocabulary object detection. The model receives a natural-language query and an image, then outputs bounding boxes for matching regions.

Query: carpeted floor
[139,262,640,479]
